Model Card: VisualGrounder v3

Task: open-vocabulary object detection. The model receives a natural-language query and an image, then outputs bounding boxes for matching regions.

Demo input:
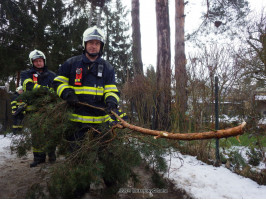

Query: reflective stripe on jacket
[11,92,26,115]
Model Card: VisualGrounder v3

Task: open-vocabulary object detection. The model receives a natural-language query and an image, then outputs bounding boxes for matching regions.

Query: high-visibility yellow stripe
[23,78,33,91]
[11,100,17,104]
[73,86,104,95]
[57,84,73,97]
[105,92,120,102]
[120,113,127,118]
[104,85,119,93]
[12,125,23,128]
[70,114,110,124]
[55,81,116,97]
[109,110,127,123]
[54,76,69,83]
[32,147,44,152]
[33,84,41,90]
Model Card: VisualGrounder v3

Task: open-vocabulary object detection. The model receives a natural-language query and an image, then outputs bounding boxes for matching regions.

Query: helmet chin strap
[85,49,100,58]
[33,65,44,72]
[88,52,98,57]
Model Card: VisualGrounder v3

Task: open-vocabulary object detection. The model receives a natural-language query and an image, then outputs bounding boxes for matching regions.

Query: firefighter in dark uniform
[21,49,56,167]
[53,26,125,133]
[11,86,25,134]
[53,26,127,190]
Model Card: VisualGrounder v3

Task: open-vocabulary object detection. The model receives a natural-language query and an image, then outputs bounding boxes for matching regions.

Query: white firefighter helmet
[82,26,105,55]
[29,49,46,65]
[16,86,23,93]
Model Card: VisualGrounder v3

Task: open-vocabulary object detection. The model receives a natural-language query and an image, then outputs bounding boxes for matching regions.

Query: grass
[219,132,266,148]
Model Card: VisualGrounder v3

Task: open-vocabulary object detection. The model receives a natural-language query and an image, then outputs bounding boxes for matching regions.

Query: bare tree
[186,44,242,129]
[235,10,266,82]
[155,0,171,129]
[131,0,143,75]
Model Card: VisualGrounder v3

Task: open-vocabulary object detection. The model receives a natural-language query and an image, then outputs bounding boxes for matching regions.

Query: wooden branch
[78,102,246,141]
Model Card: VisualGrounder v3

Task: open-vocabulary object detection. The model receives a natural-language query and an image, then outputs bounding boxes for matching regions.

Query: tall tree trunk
[88,3,93,27]
[131,0,143,75]
[175,0,188,131]
[96,7,102,27]
[155,0,171,129]
[16,71,20,87]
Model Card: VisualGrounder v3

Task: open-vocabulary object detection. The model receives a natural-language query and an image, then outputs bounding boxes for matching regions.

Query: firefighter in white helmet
[21,49,55,91]
[53,26,127,192]
[53,26,121,126]
[20,49,56,167]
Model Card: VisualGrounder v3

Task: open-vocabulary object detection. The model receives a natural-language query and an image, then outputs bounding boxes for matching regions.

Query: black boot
[30,152,46,168]
[48,151,56,163]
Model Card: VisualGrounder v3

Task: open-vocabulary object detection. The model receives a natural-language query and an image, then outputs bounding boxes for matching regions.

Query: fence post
[214,76,221,166]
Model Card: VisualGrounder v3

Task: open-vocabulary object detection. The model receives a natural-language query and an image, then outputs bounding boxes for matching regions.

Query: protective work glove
[105,102,117,114]
[13,103,27,116]
[108,109,128,127]
[65,91,79,106]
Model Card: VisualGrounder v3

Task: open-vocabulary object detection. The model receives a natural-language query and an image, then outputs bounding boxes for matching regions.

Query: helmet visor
[31,54,44,61]
[84,35,104,43]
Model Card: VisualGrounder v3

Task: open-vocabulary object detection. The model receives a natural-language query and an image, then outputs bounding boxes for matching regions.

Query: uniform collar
[30,66,48,74]
[82,53,102,64]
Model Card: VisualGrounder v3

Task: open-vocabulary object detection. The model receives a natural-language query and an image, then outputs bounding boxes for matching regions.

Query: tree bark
[155,0,171,129]
[131,0,143,75]
[175,0,188,131]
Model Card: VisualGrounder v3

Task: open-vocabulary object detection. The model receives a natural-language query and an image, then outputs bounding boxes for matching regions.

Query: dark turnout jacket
[21,66,56,91]
[53,54,120,124]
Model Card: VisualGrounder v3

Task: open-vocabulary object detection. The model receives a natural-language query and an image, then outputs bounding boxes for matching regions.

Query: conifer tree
[103,0,133,85]
[0,0,72,79]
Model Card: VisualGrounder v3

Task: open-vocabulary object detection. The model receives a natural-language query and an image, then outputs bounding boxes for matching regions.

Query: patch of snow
[219,114,242,123]
[0,134,17,165]
[163,152,266,199]
[255,95,266,101]
[258,118,266,125]
[223,146,265,170]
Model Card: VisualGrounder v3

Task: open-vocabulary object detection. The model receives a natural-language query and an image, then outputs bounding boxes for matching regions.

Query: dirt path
[0,153,191,199]
[0,137,190,199]
[0,151,49,199]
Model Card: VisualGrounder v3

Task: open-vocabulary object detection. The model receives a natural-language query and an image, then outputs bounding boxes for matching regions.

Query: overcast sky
[122,0,266,71]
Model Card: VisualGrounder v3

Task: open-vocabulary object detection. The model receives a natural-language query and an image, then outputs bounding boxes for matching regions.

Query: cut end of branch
[241,121,247,128]
[161,132,169,137]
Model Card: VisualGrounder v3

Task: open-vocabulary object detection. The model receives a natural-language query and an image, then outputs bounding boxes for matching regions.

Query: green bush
[246,147,263,166]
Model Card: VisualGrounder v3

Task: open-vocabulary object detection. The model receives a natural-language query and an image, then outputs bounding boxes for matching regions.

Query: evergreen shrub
[10,88,170,198]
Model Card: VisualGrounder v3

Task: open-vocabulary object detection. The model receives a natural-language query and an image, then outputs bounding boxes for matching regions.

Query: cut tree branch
[78,102,246,141]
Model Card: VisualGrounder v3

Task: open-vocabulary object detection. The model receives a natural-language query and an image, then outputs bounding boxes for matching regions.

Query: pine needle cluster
[9,88,170,198]
[48,128,143,198]
[10,88,75,156]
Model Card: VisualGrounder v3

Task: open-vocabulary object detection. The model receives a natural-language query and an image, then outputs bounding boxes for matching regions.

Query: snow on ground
[0,134,16,165]
[1,134,266,199]
[163,152,266,199]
